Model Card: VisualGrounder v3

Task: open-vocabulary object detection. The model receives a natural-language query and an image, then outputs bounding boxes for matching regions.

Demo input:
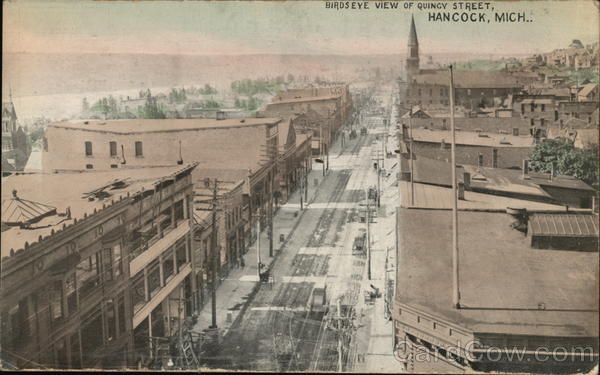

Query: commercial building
[402,17,526,110]
[394,151,598,371]
[404,127,536,169]
[0,164,198,369]
[263,84,353,155]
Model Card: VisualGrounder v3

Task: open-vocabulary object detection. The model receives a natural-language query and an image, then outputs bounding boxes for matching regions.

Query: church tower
[406,15,420,81]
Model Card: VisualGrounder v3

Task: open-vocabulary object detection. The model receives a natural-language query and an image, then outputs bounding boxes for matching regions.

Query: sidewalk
[352,118,402,373]
[192,166,323,340]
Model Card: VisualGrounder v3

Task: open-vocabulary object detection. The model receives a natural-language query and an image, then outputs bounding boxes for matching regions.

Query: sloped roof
[1,192,57,225]
[529,213,599,237]
[578,83,598,98]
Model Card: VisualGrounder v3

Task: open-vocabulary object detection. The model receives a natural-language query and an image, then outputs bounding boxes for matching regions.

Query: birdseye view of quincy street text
[1,0,599,373]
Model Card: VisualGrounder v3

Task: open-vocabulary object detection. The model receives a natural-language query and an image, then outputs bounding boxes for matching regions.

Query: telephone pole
[209,179,218,330]
[269,174,274,257]
[337,298,343,372]
[449,65,461,309]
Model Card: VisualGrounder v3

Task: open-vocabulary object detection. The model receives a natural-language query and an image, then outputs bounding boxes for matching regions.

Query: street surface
[198,85,403,372]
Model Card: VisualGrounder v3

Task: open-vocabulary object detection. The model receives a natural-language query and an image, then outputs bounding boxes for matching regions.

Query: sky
[3,0,599,56]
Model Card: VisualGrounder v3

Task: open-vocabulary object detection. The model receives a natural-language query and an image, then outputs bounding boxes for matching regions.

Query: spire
[408,15,418,46]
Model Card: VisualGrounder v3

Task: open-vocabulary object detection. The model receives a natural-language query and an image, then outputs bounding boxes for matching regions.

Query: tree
[529,137,598,186]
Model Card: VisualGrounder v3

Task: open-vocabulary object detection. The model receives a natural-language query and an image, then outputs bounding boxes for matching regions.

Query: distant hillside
[2,53,404,98]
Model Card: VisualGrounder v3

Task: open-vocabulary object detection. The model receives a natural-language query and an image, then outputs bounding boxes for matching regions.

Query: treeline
[230,75,293,96]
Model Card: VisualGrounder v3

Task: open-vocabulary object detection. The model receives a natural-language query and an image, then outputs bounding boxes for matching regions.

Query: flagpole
[449,65,460,309]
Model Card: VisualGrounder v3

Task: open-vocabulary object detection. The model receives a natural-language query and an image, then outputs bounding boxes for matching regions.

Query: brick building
[0,164,197,369]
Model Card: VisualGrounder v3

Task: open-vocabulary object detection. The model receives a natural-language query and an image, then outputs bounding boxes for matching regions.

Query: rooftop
[397,208,599,337]
[529,213,599,238]
[411,71,523,88]
[1,165,196,258]
[410,128,535,147]
[267,95,340,105]
[47,118,281,134]
[402,116,532,134]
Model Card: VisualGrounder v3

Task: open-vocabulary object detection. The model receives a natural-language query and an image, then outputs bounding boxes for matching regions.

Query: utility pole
[337,298,343,372]
[449,65,461,309]
[210,179,218,329]
[268,173,274,258]
[299,171,304,210]
[319,123,325,177]
[256,213,261,278]
[365,189,372,281]
[409,114,415,206]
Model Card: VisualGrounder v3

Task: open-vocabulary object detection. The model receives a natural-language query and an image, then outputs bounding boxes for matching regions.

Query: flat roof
[399,180,566,211]
[410,128,535,148]
[47,118,281,134]
[1,165,195,258]
[268,95,339,105]
[397,208,599,337]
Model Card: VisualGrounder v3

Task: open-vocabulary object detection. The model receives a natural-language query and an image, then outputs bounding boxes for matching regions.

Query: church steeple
[406,15,420,81]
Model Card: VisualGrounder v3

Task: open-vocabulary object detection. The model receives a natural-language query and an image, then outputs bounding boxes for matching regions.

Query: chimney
[522,160,529,179]
[463,172,471,190]
[216,111,226,120]
[457,182,465,200]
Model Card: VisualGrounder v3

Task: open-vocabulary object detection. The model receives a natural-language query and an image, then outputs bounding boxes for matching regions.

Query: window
[540,118,545,126]
[105,299,116,342]
[541,104,545,112]
[102,248,113,282]
[76,254,100,300]
[163,249,175,285]
[113,244,122,278]
[86,164,94,169]
[174,200,185,223]
[70,332,82,369]
[110,164,118,169]
[135,141,143,157]
[81,304,103,367]
[49,281,64,322]
[55,338,68,369]
[65,273,77,315]
[117,293,126,334]
[147,259,161,299]
[176,239,187,272]
[131,273,146,314]
[109,141,117,157]
[521,104,525,113]
[85,141,93,156]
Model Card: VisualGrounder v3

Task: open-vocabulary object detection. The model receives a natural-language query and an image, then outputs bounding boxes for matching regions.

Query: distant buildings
[2,98,32,173]
[541,40,599,69]
[262,84,353,154]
